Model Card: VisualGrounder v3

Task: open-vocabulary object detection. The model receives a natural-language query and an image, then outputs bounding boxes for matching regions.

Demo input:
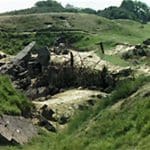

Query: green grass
[0,13,150,55]
[0,32,35,54]
[0,13,150,149]
[108,76,150,104]
[103,54,129,67]
[2,76,150,150]
[0,75,32,116]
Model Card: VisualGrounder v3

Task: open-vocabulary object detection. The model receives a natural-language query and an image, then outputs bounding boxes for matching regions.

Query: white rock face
[0,115,37,145]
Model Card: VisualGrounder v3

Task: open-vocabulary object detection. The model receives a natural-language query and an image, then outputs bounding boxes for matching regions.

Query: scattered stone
[37,87,50,98]
[18,70,28,78]
[40,105,55,121]
[49,85,59,96]
[26,88,38,99]
[143,38,150,45]
[113,67,132,77]
[87,99,96,106]
[73,104,79,110]
[122,42,149,59]
[36,97,47,102]
[38,118,56,132]
[0,51,7,59]
[78,104,88,110]
[58,114,70,125]
[18,77,31,90]
[96,94,103,99]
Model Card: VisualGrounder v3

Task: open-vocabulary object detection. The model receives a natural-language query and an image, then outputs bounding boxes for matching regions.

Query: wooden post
[100,42,104,54]
[95,41,105,55]
[70,51,74,68]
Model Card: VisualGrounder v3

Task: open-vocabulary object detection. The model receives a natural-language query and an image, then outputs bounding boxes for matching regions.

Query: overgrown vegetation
[38,63,113,92]
[0,75,32,116]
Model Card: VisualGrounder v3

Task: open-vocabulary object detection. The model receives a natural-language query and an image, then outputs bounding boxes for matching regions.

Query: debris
[96,42,105,54]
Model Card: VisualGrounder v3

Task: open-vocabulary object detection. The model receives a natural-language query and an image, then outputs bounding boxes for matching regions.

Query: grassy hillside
[2,75,150,150]
[2,0,150,24]
[0,10,150,150]
[0,75,32,116]
[0,13,150,54]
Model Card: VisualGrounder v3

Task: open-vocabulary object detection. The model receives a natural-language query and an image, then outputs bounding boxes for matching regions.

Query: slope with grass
[2,76,150,150]
[0,13,150,55]
[0,8,150,150]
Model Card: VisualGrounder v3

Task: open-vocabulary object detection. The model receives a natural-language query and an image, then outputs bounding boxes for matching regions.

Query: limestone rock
[0,115,37,145]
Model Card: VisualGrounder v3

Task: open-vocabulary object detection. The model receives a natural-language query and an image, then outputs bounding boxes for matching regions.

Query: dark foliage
[98,0,150,23]
[1,0,150,23]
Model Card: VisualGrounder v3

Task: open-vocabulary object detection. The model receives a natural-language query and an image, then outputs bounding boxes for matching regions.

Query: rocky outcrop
[0,42,36,74]
[0,51,7,59]
[0,115,37,145]
[0,44,133,101]
[121,40,150,59]
[33,89,107,129]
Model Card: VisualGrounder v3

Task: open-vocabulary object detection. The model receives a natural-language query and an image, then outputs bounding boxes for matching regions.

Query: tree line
[98,0,150,23]
[2,0,150,23]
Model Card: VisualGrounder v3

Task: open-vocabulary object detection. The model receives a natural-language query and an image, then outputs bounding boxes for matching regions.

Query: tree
[35,0,64,12]
[121,0,150,23]
[81,8,97,14]
[98,0,150,23]
[98,6,135,20]
[120,0,135,12]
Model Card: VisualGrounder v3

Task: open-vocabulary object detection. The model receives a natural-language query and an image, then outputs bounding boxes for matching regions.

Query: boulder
[58,114,70,125]
[0,115,37,145]
[143,38,150,45]
[26,88,38,100]
[37,87,50,98]
[87,99,96,106]
[38,118,56,132]
[40,105,55,121]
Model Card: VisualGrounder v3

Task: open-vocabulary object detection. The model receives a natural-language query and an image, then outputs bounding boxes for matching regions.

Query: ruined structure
[0,40,136,137]
[96,42,105,54]
[0,42,51,75]
[0,41,36,74]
